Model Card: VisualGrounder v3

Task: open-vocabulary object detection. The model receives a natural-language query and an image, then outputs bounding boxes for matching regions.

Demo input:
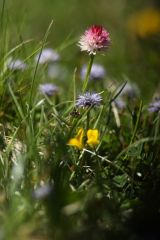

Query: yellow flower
[68,128,84,150]
[128,8,160,38]
[87,129,100,147]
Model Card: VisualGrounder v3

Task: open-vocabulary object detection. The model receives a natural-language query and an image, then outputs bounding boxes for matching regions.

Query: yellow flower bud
[68,128,84,150]
[87,129,100,147]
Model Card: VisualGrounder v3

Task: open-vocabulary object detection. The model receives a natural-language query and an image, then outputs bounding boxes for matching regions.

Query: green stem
[86,110,90,130]
[7,82,26,123]
[122,100,143,160]
[154,113,160,144]
[130,100,143,145]
[82,54,94,93]
[29,20,54,109]
[0,0,5,32]
[81,148,127,175]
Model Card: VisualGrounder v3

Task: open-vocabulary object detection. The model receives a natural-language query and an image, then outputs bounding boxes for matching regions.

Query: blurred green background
[3,0,160,99]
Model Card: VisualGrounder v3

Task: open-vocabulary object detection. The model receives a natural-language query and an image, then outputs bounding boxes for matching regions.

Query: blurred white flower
[81,63,106,81]
[35,48,60,64]
[114,97,126,110]
[48,64,60,78]
[119,82,140,99]
[32,183,53,200]
[47,63,68,80]
[39,83,59,96]
[10,140,26,183]
[7,58,27,71]
[148,97,160,113]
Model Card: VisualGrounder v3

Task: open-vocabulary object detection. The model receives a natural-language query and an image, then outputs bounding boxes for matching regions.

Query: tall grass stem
[82,54,94,93]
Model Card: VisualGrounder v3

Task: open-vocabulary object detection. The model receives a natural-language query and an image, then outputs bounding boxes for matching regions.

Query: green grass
[0,1,160,239]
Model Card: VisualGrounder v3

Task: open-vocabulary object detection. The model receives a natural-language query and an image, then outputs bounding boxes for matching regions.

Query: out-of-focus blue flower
[80,63,106,81]
[118,82,140,99]
[35,48,60,64]
[148,98,160,113]
[47,63,68,80]
[76,92,102,108]
[32,183,53,200]
[39,83,59,96]
[7,58,27,71]
[114,97,126,110]
[48,64,61,79]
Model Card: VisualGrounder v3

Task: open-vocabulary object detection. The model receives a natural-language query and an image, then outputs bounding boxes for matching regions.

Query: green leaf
[113,173,128,188]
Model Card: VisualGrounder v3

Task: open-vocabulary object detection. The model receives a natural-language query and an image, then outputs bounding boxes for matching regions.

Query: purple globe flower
[148,98,160,113]
[76,92,102,108]
[35,48,60,64]
[81,63,106,81]
[114,97,126,110]
[118,82,140,99]
[39,83,59,96]
[32,183,53,200]
[7,58,27,71]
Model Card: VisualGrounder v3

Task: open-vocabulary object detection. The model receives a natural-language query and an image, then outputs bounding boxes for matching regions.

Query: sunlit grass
[0,1,160,240]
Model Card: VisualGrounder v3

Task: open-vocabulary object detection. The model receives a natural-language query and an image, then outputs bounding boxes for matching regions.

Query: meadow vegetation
[0,0,160,239]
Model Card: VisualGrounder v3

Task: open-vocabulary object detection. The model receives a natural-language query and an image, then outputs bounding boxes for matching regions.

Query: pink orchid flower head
[78,25,111,55]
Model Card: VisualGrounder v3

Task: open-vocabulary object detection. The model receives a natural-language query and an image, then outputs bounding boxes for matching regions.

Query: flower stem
[86,110,90,130]
[82,54,94,93]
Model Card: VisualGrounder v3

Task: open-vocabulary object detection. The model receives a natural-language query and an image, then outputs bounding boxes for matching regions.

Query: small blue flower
[35,48,60,64]
[81,63,106,81]
[39,83,59,96]
[118,82,140,99]
[114,97,126,110]
[7,58,27,71]
[32,183,53,200]
[48,63,68,80]
[76,92,102,108]
[148,98,160,113]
